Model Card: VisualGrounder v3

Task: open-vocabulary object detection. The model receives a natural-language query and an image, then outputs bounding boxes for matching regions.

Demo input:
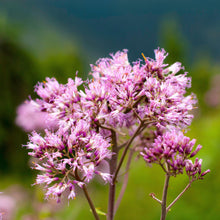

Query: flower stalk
[166,182,191,212]
[113,122,144,184]
[160,174,170,220]
[114,149,134,213]
[107,130,118,220]
[82,185,100,220]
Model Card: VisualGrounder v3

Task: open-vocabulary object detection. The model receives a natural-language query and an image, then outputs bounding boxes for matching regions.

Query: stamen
[141,53,147,61]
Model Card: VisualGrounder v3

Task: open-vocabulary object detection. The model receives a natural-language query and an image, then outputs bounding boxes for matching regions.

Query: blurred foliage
[0,16,220,220]
[158,19,189,65]
[0,34,40,176]
[0,18,87,179]
[158,19,218,112]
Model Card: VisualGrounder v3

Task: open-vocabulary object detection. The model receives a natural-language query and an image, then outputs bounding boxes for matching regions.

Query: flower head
[25,120,112,202]
[141,130,209,180]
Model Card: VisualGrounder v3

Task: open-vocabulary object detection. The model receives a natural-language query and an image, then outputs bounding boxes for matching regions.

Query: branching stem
[149,193,162,204]
[114,149,134,213]
[166,182,191,212]
[113,122,144,184]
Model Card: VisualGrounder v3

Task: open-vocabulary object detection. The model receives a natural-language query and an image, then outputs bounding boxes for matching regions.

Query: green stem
[114,149,134,213]
[166,182,191,212]
[82,185,100,220]
[107,130,118,220]
[113,122,143,184]
[160,174,170,220]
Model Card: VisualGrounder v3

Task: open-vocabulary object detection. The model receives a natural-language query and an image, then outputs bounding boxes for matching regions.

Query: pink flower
[16,101,58,132]
[141,130,209,180]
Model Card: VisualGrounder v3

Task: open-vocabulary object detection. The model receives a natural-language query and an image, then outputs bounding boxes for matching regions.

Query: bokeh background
[0,0,220,219]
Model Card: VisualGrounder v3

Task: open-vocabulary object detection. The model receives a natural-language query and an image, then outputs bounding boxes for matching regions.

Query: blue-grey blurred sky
[0,0,219,63]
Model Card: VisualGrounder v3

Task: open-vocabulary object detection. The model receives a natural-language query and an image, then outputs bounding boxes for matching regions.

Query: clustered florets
[141,130,209,181]
[18,48,209,202]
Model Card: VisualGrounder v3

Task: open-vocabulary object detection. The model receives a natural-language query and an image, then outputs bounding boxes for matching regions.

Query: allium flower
[141,130,210,180]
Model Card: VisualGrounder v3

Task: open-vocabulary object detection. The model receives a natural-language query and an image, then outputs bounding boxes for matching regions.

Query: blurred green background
[0,0,220,219]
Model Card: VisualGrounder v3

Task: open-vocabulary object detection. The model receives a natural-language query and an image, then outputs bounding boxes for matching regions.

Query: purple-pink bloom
[25,118,112,202]
[19,48,208,203]
[141,130,209,180]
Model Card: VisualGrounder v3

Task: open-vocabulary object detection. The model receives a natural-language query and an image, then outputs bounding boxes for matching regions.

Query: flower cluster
[20,49,196,133]
[27,120,112,202]
[141,130,210,180]
[18,48,208,203]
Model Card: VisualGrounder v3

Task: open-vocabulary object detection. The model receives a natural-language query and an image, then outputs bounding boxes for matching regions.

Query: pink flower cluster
[18,48,208,202]
[27,121,112,202]
[141,131,210,181]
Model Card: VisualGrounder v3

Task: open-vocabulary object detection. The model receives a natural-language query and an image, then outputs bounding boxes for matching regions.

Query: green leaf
[90,208,106,216]
[96,208,106,216]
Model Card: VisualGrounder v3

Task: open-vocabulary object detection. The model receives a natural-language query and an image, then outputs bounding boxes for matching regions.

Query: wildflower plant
[17,48,210,220]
